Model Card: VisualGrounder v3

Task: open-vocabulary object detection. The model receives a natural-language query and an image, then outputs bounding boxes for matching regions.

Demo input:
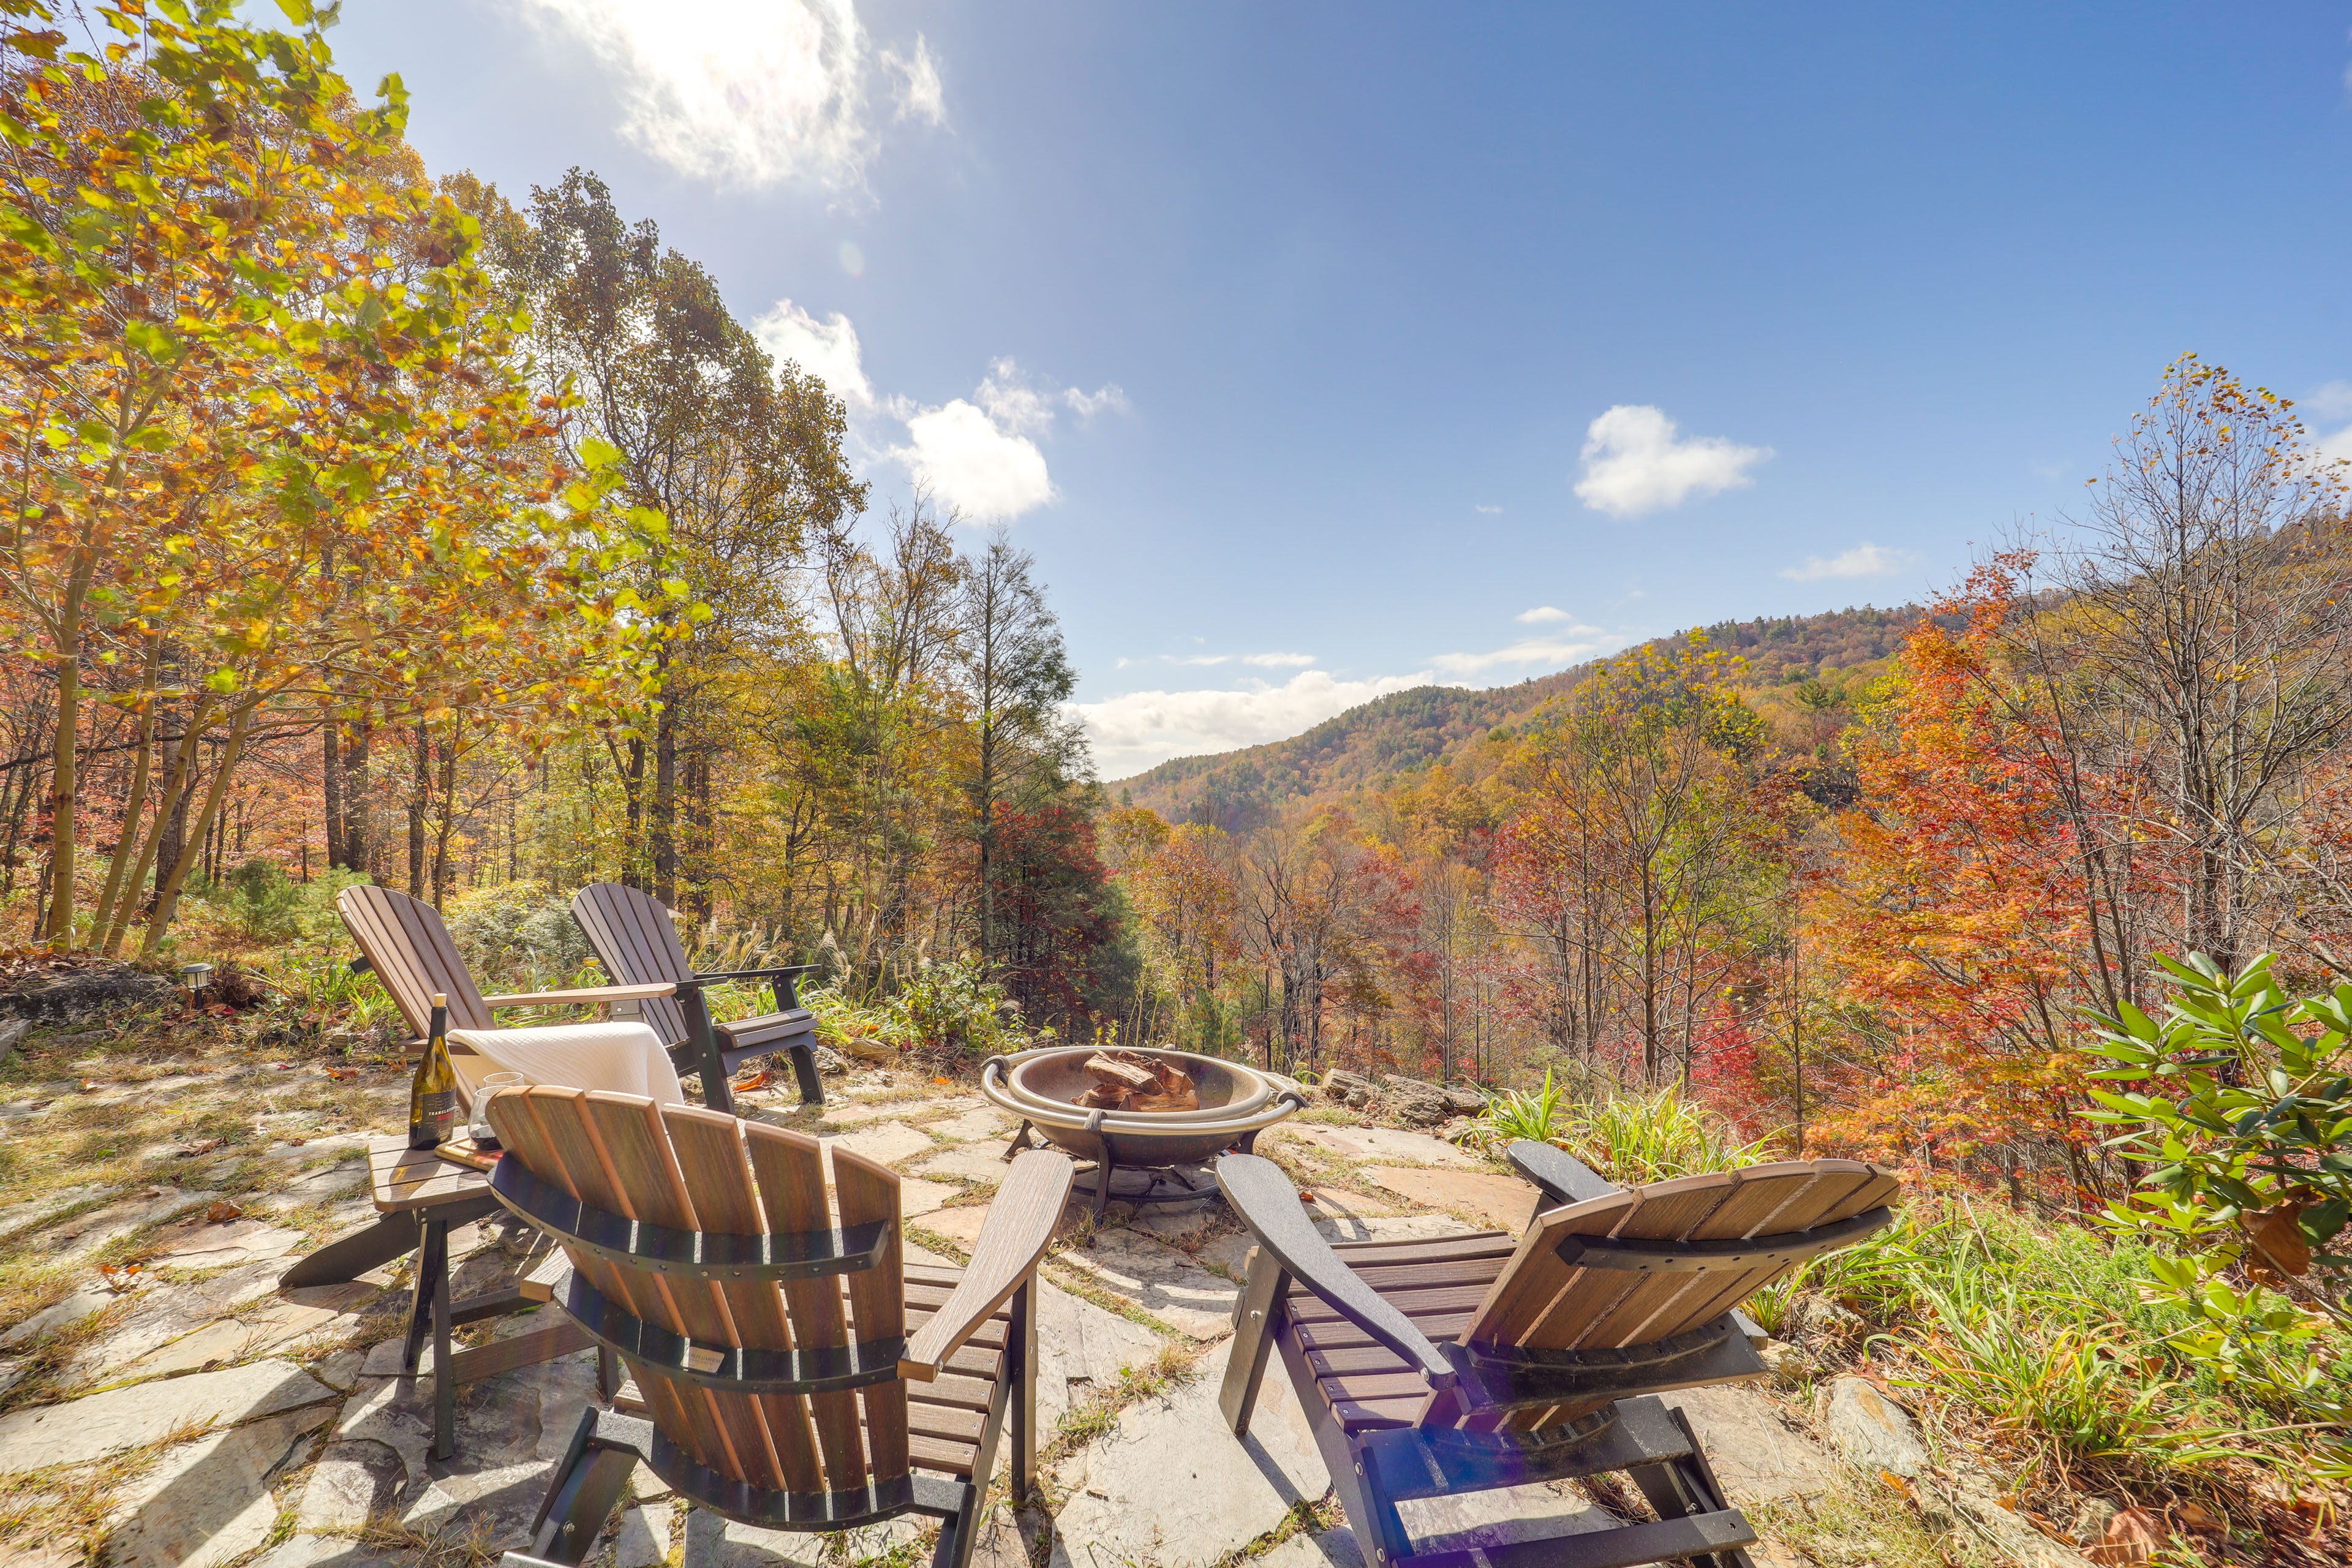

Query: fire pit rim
[997,1044,1278,1123]
[978,1046,1305,1140]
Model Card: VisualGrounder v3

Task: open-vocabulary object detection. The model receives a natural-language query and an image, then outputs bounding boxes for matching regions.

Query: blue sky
[322,2,2352,777]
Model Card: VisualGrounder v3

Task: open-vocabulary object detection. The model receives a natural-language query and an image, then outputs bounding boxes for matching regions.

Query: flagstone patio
[0,1061,1860,1567]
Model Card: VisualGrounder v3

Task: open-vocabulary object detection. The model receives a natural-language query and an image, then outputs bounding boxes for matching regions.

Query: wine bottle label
[409,1091,459,1148]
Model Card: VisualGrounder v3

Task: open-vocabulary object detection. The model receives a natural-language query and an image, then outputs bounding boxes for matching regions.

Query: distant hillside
[1111,602,1932,827]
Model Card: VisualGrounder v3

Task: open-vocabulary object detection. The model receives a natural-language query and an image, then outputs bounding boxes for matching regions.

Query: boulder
[810,1044,850,1076]
[1815,1376,1929,1479]
[0,961,175,1023]
[1385,1084,1452,1128]
[1321,1069,1376,1108]
[1442,1085,1486,1115]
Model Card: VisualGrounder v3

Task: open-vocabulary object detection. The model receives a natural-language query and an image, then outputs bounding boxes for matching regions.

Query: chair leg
[786,1041,824,1107]
[1009,1278,1038,1499]
[502,1409,645,1566]
[681,984,730,1115]
[1218,1248,1289,1437]
[929,1483,986,1568]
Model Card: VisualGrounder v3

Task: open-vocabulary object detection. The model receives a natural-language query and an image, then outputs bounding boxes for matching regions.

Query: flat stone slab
[1282,1125,1476,1168]
[1670,1384,1842,1502]
[1051,1338,1328,1568]
[1,1284,119,1349]
[899,1177,959,1218]
[124,1284,375,1379]
[918,1204,992,1250]
[103,1404,333,1568]
[151,1217,307,1270]
[911,1143,1014,1185]
[0,1357,336,1469]
[1052,1230,1239,1340]
[0,1183,103,1241]
[686,1507,924,1566]
[1312,1213,1479,1245]
[65,1260,292,1380]
[820,1121,936,1169]
[42,1188,222,1259]
[926,1107,1012,1142]
[1259,1529,1370,1568]
[1364,1167,1539,1232]
[1033,1276,1167,1430]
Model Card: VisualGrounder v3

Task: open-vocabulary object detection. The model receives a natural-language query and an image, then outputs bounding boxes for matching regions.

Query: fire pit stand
[980,1047,1307,1219]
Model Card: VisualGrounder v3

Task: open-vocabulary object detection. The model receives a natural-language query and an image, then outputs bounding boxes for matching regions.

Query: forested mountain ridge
[1112,601,1933,824]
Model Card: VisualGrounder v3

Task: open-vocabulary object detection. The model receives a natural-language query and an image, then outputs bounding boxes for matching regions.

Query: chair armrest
[1506,1140,1619,1208]
[1215,1152,1455,1390]
[900,1150,1074,1381]
[480,982,679,1009]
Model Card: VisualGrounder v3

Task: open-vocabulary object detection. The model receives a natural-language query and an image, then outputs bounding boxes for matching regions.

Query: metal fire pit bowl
[980,1046,1306,1216]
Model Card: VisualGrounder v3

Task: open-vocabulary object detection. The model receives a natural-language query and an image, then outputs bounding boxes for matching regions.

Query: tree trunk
[342,715,371,872]
[654,701,677,905]
[42,563,92,945]
[143,706,255,954]
[89,638,165,944]
[407,723,428,899]
[323,707,345,871]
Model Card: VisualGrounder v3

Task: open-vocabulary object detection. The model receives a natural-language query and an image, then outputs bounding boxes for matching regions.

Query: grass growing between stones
[1035,1341,1201,1470]
[1749,1476,1986,1568]
[0,1415,209,1560]
[1210,1492,1344,1568]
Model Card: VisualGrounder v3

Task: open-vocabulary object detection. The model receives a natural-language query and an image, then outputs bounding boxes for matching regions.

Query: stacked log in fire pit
[1075,1048,1200,1114]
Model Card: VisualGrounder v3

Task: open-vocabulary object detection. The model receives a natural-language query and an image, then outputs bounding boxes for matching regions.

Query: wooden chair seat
[1218,1145,1902,1568]
[1280,1233,1520,1433]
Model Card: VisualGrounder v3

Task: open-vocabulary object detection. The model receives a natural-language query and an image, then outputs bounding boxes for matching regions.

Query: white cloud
[2308,381,2352,421]
[753,298,874,408]
[1431,624,1619,677]
[1516,606,1569,624]
[514,0,880,190]
[1082,670,1430,777]
[1476,503,1502,514]
[1169,654,1231,666]
[1779,541,1910,582]
[880,33,944,125]
[1243,652,1316,668]
[1063,385,1131,420]
[1574,405,1771,518]
[892,400,1054,520]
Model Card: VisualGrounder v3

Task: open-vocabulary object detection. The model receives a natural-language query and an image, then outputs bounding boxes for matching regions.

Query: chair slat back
[1445,1158,1899,1430]
[571,882,692,1047]
[488,1085,910,1498]
[337,885,495,1036]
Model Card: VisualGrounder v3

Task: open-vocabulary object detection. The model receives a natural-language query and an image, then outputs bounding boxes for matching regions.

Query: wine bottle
[408,992,459,1150]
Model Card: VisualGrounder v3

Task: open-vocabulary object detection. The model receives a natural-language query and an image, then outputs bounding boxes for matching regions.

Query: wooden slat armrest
[1215,1152,1457,1390]
[1506,1140,1620,1208]
[480,982,679,1008]
[900,1150,1074,1381]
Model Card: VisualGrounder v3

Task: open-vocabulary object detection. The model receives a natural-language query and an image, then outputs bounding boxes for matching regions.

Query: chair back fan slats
[1442,1158,1900,1431]
[572,882,694,1047]
[486,1085,910,1499]
[337,885,496,1036]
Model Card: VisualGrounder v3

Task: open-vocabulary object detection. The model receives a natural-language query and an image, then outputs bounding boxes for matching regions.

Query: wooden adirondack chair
[337,884,689,1062]
[571,881,826,1114]
[1217,1140,1901,1568]
[481,1085,1074,1568]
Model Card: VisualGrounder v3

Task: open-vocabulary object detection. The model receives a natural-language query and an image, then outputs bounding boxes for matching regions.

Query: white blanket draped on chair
[447,1022,687,1108]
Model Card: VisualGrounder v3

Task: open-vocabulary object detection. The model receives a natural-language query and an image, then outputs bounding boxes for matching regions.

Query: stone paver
[1033,1276,1167,1430]
[898,1177,959,1218]
[43,1187,223,1259]
[1050,1338,1327,1568]
[1671,1384,1842,1501]
[151,1217,308,1270]
[820,1121,936,1167]
[1052,1229,1238,1340]
[65,1260,294,1381]
[1311,1212,1478,1245]
[0,1357,336,1469]
[1281,1125,1476,1168]
[685,1506,924,1566]
[927,1106,1012,1142]
[1397,1481,1620,1555]
[127,1283,376,1379]
[918,1204,992,1249]
[1363,1167,1539,1231]
[103,1404,333,1568]
[0,1284,118,1349]
[911,1142,1014,1185]
[1812,1376,1929,1481]
[1258,1528,1369,1568]
[0,1184,102,1241]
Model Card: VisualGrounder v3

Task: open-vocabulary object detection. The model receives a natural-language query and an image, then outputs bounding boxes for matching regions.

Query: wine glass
[472,1073,526,1150]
